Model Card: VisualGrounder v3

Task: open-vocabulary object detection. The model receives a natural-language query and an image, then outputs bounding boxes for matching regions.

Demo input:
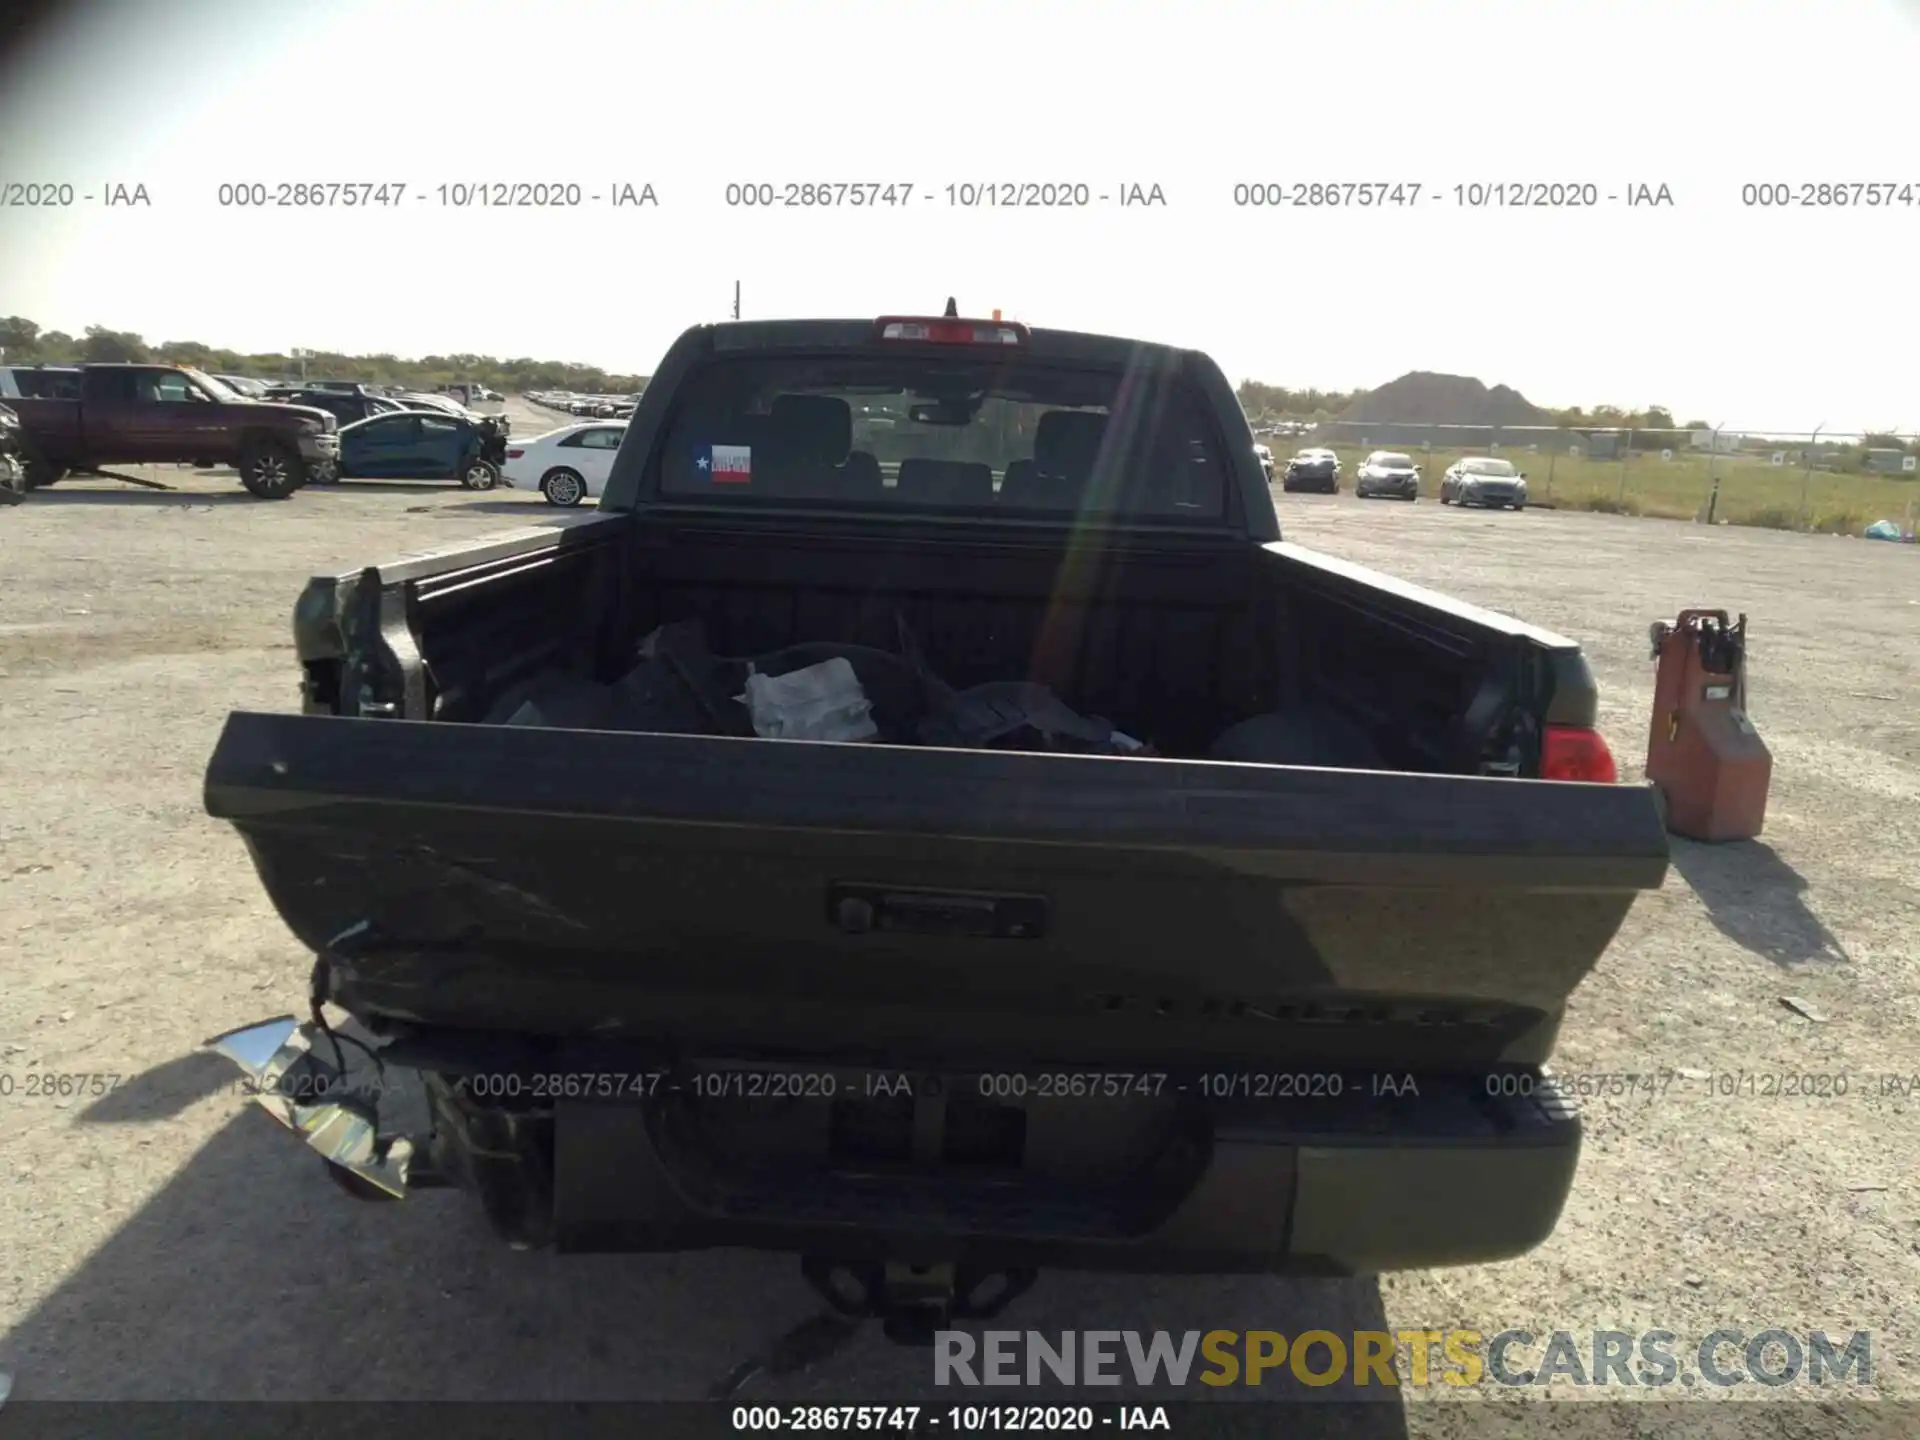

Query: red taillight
[505,448,523,459]
[874,315,1028,346]
[1541,725,1618,783]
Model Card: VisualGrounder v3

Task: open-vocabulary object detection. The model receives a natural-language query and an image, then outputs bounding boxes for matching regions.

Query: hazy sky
[2,0,1917,428]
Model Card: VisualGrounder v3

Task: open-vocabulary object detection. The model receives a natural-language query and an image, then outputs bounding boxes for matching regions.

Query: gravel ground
[1,419,1914,1437]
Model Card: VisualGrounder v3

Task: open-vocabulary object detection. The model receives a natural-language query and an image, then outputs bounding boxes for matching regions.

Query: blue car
[319,410,503,488]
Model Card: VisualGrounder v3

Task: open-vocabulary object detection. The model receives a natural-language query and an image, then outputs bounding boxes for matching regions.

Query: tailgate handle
[829,884,1048,939]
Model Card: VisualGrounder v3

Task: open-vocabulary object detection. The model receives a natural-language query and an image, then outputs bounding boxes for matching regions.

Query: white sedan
[501,421,626,506]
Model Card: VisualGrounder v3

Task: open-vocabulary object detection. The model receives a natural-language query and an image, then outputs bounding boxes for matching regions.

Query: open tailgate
[206,711,1668,1071]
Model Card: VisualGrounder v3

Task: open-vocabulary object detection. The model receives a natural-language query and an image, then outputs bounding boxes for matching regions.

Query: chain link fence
[1256,421,1920,535]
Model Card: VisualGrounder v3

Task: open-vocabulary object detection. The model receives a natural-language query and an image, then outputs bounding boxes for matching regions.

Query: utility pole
[732,281,740,320]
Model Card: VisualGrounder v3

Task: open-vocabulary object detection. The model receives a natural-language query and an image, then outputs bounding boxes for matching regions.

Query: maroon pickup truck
[7,363,341,498]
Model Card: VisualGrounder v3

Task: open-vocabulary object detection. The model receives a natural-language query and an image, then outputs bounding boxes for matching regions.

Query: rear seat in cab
[764,395,883,499]
[1000,409,1105,508]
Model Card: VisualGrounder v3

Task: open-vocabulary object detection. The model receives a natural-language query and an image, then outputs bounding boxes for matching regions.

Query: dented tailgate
[205,709,1668,1073]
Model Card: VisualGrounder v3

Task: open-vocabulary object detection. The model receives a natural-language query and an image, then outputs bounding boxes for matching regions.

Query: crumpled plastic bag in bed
[737,656,878,742]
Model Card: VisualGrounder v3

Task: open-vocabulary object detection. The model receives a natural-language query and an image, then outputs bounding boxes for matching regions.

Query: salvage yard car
[1441,455,1528,509]
[316,408,504,488]
[500,420,626,506]
[445,382,503,406]
[270,387,410,427]
[394,391,511,436]
[6,362,339,497]
[203,309,1666,1343]
[0,402,26,502]
[1281,446,1341,493]
[1355,450,1422,501]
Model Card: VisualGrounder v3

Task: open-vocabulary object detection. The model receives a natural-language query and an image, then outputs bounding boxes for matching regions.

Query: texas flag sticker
[699,444,752,484]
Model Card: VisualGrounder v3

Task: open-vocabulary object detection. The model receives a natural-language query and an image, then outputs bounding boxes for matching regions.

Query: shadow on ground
[17,488,255,507]
[2,1058,1404,1433]
[448,498,589,517]
[1670,839,1849,967]
[76,1052,241,1124]
[311,480,469,494]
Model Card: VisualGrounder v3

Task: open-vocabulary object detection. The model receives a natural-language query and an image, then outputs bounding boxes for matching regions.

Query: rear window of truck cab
[655,352,1231,522]
[3,367,82,399]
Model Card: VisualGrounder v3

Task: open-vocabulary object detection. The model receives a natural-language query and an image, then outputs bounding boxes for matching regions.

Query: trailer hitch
[801,1257,1037,1345]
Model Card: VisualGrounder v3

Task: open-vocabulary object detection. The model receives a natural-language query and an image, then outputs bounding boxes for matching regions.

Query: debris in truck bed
[739,657,878,742]
[489,617,1157,755]
[635,620,755,736]
[917,680,1152,756]
[500,676,623,731]
[896,614,1156,756]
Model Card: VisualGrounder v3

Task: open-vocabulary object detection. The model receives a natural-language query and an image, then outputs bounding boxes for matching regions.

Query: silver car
[1441,456,1528,510]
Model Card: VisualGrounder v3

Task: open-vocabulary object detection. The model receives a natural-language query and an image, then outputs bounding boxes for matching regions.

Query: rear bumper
[546,1071,1582,1273]
[208,1019,1584,1274]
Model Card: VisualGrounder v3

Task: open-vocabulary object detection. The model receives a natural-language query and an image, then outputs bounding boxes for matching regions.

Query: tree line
[0,317,648,394]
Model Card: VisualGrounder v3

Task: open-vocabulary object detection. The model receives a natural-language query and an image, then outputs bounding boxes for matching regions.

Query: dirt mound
[1315,372,1554,448]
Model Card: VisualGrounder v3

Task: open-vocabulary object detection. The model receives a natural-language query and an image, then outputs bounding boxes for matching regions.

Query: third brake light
[875,316,1028,346]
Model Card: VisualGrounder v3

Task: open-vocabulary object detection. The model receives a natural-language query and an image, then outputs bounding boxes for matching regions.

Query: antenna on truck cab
[943,297,958,318]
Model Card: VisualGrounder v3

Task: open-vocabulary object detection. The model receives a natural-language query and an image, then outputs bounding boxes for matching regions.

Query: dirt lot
[1,439,1915,1434]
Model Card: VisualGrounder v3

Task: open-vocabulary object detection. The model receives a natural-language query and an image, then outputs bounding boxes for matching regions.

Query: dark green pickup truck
[203,310,1666,1340]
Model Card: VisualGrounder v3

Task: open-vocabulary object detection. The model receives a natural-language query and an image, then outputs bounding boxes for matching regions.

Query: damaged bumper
[204,1016,417,1198]
[299,434,342,483]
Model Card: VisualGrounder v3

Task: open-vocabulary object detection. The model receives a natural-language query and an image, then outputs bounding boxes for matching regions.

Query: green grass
[1308,442,1920,533]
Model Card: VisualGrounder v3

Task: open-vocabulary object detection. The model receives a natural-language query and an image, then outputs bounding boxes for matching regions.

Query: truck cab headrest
[1034,410,1108,480]
[770,394,852,465]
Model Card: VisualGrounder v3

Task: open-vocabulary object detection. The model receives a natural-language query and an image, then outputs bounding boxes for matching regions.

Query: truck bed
[206,514,1667,1076]
[199,315,1673,1282]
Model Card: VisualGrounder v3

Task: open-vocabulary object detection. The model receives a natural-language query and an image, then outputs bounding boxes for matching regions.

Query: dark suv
[266,388,407,427]
[1282,447,1341,493]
